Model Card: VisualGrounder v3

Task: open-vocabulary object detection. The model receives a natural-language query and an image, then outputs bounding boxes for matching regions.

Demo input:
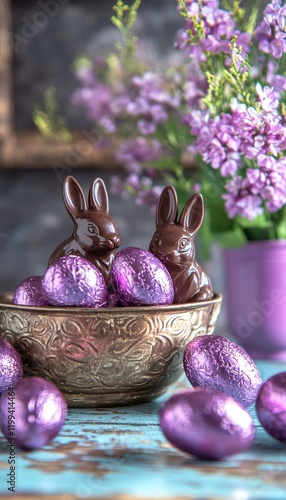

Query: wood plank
[0,0,13,143]
[0,361,286,499]
[1,130,120,169]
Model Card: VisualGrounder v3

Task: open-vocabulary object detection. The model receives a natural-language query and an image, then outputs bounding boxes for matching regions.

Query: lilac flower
[187,110,242,176]
[184,0,219,8]
[256,83,280,112]
[71,84,120,133]
[74,65,96,87]
[184,80,205,105]
[131,73,180,108]
[125,72,181,135]
[127,97,150,116]
[222,177,264,220]
[251,155,286,212]
[183,60,208,107]
[266,61,286,91]
[255,0,286,58]
[184,108,210,134]
[115,137,162,173]
[110,173,162,211]
[222,150,286,220]
[109,175,130,199]
[233,100,286,160]
[235,32,252,55]
[136,181,162,208]
[176,0,251,60]
[137,104,168,135]
[110,95,132,115]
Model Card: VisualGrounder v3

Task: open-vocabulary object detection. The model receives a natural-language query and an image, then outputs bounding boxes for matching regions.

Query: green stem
[267,213,278,240]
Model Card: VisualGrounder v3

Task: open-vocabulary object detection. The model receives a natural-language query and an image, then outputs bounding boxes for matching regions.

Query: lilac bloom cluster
[187,83,286,219]
[255,0,286,58]
[179,0,286,222]
[110,172,162,209]
[115,136,162,174]
[72,62,181,136]
[72,60,185,209]
[223,154,286,220]
[175,0,251,61]
[127,73,181,135]
[110,136,164,208]
[70,0,286,234]
[110,72,183,205]
[71,58,130,134]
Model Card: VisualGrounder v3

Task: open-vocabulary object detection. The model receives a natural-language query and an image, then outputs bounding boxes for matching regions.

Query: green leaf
[209,211,234,233]
[147,157,176,171]
[213,227,247,248]
[275,207,286,239]
[276,227,286,239]
[235,213,272,229]
[206,197,234,233]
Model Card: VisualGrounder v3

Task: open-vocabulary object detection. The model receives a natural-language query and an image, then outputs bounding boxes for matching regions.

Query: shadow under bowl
[0,292,222,407]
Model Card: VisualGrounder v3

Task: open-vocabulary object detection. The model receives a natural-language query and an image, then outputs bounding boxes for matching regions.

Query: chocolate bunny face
[149,186,203,265]
[48,176,121,286]
[149,186,213,303]
[64,176,121,252]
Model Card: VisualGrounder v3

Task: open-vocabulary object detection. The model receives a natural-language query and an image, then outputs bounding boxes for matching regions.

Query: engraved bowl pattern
[0,292,222,407]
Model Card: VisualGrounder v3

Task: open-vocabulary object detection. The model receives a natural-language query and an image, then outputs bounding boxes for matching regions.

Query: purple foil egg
[183,335,262,407]
[12,275,49,306]
[159,388,255,460]
[111,246,174,306]
[0,339,23,392]
[256,372,286,442]
[42,255,108,307]
[0,376,67,450]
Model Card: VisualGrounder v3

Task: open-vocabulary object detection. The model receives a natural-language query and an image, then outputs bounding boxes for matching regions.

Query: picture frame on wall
[0,0,117,169]
[0,0,180,170]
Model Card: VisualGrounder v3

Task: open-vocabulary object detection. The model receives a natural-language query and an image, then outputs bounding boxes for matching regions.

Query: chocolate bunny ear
[89,178,109,212]
[179,193,204,235]
[156,186,178,227]
[63,175,87,221]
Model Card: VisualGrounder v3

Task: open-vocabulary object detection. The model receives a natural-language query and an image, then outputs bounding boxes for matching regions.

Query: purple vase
[224,240,286,360]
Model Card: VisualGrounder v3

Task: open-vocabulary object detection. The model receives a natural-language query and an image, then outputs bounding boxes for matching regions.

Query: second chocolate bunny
[148,186,213,303]
[48,175,121,287]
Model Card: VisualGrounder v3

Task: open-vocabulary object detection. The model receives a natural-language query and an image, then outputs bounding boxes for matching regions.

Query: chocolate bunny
[48,175,121,287]
[148,186,213,303]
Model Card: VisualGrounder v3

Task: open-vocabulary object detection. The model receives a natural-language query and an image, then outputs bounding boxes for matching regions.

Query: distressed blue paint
[0,360,285,499]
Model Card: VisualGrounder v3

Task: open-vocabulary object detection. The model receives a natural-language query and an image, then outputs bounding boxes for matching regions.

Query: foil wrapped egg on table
[256,371,286,442]
[0,376,67,450]
[159,387,255,460]
[183,335,262,407]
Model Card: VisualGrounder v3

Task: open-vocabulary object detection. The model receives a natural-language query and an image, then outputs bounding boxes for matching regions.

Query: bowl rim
[0,291,222,314]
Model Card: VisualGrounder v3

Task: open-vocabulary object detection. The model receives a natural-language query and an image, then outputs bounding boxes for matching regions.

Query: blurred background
[13,0,181,130]
[0,0,177,290]
[0,0,225,326]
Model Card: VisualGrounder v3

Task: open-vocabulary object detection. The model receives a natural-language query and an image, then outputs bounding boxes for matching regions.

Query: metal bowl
[0,292,222,407]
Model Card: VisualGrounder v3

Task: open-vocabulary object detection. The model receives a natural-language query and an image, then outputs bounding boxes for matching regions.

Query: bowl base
[64,387,167,407]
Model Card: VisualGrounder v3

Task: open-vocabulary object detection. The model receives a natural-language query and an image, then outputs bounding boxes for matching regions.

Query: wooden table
[0,360,286,500]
